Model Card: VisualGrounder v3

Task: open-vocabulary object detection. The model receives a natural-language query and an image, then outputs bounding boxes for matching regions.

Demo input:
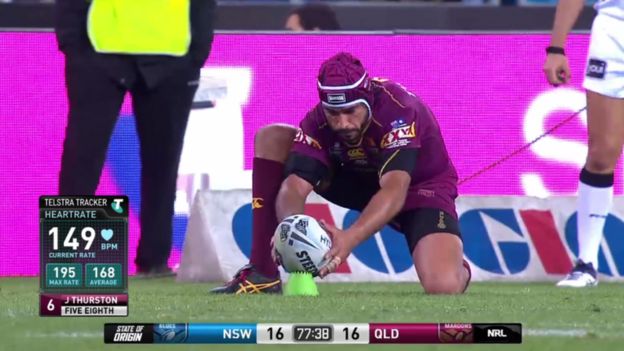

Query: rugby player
[212,52,471,294]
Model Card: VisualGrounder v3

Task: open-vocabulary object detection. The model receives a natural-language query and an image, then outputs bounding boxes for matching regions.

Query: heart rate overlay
[39,196,129,317]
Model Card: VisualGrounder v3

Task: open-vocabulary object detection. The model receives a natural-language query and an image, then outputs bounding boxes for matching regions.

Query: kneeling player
[211,52,471,295]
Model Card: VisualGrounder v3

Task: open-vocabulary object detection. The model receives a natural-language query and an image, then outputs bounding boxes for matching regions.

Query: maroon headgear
[317,52,373,112]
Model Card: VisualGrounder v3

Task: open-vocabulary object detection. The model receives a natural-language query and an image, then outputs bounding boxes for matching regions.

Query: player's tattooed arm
[276,174,314,223]
[278,152,330,221]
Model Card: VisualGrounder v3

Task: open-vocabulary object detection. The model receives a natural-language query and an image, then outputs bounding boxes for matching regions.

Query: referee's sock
[577,168,614,269]
[249,157,283,278]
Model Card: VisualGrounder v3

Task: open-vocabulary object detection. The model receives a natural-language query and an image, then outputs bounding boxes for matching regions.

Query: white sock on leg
[577,178,613,269]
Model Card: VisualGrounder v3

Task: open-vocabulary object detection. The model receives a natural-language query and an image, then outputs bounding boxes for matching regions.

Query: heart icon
[101,229,114,241]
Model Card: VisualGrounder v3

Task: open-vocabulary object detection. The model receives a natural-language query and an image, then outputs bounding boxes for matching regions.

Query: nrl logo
[295,218,309,235]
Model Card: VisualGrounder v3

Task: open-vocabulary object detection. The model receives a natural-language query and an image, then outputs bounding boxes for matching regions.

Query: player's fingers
[561,65,571,83]
[327,257,341,273]
[319,219,328,230]
[319,256,340,278]
[271,247,282,266]
[544,67,560,85]
[324,246,339,260]
[318,259,332,278]
[319,219,337,237]
[331,256,341,269]
[319,267,328,278]
[319,219,330,236]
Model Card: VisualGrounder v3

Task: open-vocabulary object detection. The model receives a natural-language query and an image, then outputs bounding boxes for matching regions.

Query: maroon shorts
[315,170,461,252]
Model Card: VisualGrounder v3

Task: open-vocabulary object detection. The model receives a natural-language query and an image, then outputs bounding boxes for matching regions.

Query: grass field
[1,278,623,351]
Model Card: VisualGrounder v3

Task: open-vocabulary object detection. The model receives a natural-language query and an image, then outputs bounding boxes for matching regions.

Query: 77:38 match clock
[40,196,128,317]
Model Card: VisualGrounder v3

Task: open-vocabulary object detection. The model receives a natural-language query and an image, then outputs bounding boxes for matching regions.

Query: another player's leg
[132,65,199,277]
[59,52,126,195]
[400,209,469,294]
[211,124,296,294]
[558,91,624,287]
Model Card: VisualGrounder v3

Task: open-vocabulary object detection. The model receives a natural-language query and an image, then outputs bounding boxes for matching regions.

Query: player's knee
[254,124,297,161]
[586,141,621,173]
[420,272,465,295]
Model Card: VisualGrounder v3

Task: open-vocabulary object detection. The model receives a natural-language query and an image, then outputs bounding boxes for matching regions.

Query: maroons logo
[438,324,473,343]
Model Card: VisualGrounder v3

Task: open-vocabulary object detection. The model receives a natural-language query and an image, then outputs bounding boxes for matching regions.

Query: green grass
[1,278,623,351]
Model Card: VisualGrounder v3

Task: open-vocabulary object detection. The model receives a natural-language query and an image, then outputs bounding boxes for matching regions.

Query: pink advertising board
[1,32,609,276]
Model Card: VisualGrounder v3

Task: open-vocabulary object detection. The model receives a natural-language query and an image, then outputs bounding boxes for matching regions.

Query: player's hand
[270,235,282,266]
[318,220,356,278]
[543,53,571,86]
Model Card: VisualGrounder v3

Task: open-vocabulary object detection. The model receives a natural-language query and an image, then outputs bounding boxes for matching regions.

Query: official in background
[55,0,216,277]
[544,0,624,287]
[285,3,341,31]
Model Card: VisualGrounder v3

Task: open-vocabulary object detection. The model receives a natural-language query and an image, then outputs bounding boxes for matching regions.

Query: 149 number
[48,227,95,251]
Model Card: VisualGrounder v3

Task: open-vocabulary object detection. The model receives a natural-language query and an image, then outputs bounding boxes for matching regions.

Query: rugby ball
[273,214,332,276]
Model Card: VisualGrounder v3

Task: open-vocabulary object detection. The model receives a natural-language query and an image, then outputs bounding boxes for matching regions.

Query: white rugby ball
[273,214,332,276]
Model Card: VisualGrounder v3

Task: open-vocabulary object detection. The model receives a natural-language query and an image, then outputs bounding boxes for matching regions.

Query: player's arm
[276,153,329,222]
[346,149,416,244]
[319,149,416,277]
[549,0,585,49]
[544,0,584,84]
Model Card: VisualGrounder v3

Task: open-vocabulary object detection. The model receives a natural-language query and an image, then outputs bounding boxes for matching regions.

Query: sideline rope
[458,106,587,186]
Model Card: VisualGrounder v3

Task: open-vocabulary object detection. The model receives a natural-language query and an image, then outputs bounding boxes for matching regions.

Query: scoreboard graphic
[39,196,128,317]
[104,323,522,344]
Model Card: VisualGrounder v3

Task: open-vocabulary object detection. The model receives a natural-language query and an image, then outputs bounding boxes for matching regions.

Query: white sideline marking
[24,332,101,338]
[526,329,588,337]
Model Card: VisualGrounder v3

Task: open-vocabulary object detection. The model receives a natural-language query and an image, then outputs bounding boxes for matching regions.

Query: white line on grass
[24,332,101,338]
[526,329,588,337]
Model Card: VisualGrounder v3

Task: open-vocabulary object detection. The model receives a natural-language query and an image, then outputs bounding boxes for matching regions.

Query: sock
[250,157,284,278]
[577,168,614,269]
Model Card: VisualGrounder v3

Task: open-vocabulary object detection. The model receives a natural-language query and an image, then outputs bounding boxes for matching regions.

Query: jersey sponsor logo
[417,189,435,198]
[294,129,322,150]
[327,93,347,104]
[251,197,263,209]
[586,59,607,79]
[381,122,416,149]
[347,148,366,160]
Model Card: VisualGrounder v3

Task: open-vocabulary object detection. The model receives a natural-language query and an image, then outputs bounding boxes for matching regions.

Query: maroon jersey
[291,78,458,217]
